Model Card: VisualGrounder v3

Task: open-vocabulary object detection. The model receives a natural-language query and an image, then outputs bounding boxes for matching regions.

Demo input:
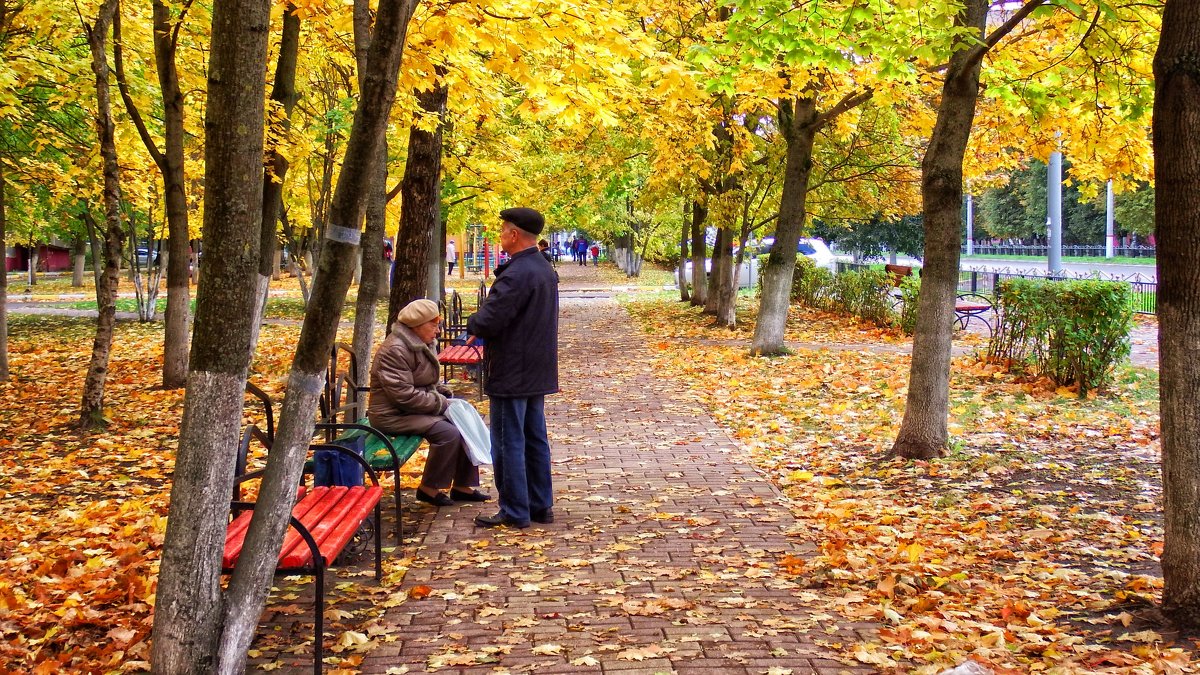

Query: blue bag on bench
[314,435,366,487]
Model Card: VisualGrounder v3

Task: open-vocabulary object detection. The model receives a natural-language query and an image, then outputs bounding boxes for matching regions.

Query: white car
[681,256,758,289]
[757,236,837,271]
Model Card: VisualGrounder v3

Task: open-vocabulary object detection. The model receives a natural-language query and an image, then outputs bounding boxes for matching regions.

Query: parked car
[756,236,837,271]
[682,256,759,289]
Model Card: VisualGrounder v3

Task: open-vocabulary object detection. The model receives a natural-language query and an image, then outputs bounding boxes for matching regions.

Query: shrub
[897,275,921,335]
[988,277,1132,396]
[829,268,894,326]
[790,256,834,309]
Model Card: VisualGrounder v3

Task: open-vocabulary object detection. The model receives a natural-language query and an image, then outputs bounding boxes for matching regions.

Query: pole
[1047,150,1063,275]
[965,194,974,257]
[1105,179,1115,259]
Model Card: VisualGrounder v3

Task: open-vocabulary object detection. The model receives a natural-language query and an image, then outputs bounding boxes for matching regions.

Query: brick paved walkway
[355,265,880,674]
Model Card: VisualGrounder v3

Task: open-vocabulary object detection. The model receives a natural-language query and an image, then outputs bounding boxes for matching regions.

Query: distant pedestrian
[446,239,457,275]
[468,207,559,529]
[589,243,600,267]
[576,238,588,266]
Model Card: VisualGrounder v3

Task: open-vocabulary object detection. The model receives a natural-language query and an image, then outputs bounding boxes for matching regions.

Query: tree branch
[815,87,875,128]
[962,0,1049,69]
[112,3,167,169]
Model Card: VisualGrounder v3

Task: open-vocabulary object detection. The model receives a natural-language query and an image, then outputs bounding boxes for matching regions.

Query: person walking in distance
[575,238,588,266]
[467,207,559,528]
[446,238,457,276]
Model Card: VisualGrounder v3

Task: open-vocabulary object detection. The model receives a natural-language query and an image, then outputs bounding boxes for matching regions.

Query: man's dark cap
[500,207,544,235]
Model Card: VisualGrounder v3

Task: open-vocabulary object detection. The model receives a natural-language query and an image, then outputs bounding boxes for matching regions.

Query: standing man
[446,238,458,276]
[468,207,559,528]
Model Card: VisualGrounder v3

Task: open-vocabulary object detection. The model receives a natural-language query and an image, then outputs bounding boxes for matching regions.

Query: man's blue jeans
[489,395,552,525]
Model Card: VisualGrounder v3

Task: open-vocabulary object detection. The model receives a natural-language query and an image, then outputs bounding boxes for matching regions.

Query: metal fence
[834,262,1158,316]
[962,243,1156,258]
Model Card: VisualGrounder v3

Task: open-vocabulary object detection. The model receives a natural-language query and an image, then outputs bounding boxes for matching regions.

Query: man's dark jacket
[467,246,559,397]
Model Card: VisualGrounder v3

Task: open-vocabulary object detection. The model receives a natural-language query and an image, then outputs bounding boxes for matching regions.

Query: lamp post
[1047,150,1063,275]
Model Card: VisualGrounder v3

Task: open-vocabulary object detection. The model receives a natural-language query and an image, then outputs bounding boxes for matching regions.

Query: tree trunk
[114,2,191,386]
[678,199,690,302]
[386,79,447,330]
[79,0,124,429]
[150,0,272,670]
[351,0,387,404]
[72,238,86,287]
[690,200,707,306]
[714,226,736,326]
[0,163,8,381]
[751,97,818,355]
[1155,0,1200,629]
[151,0,190,388]
[890,0,989,460]
[703,227,724,315]
[215,0,417,670]
[251,2,301,357]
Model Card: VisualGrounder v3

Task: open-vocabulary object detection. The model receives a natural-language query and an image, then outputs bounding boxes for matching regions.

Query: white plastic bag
[446,398,492,465]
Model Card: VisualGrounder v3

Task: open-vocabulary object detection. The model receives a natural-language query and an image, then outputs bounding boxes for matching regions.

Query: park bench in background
[224,428,382,674]
[953,292,994,335]
[439,287,487,400]
[884,263,914,287]
[876,265,995,336]
[437,344,485,400]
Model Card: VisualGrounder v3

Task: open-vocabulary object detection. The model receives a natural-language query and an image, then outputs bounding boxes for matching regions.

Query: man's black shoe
[531,509,554,524]
[474,512,530,529]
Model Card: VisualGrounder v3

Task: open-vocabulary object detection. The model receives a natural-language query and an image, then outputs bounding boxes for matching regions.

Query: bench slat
[223,486,309,568]
[224,486,383,570]
[277,486,350,566]
[223,513,254,568]
[280,486,382,568]
[438,345,484,364]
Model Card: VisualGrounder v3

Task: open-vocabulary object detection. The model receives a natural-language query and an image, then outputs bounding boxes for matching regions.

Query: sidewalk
[359,264,880,672]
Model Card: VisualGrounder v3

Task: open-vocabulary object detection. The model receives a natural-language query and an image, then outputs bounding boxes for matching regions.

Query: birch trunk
[79,0,125,428]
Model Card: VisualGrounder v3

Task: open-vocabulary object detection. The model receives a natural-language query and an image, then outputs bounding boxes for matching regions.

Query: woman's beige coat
[367,324,449,435]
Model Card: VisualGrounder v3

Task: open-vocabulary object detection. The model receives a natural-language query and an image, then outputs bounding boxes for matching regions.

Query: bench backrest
[320,342,363,428]
[884,264,914,287]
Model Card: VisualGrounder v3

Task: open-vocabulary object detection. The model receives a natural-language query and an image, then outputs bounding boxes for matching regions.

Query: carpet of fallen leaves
[0,309,431,673]
[624,295,1194,673]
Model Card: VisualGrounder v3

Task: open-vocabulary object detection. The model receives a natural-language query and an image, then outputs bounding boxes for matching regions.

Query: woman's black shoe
[416,489,454,507]
[450,488,492,502]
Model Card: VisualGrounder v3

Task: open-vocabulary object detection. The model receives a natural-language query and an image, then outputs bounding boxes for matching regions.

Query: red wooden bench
[438,343,485,400]
[225,435,382,674]
[884,263,914,287]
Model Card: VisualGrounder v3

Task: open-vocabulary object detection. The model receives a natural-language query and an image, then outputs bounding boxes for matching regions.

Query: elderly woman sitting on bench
[367,299,490,507]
